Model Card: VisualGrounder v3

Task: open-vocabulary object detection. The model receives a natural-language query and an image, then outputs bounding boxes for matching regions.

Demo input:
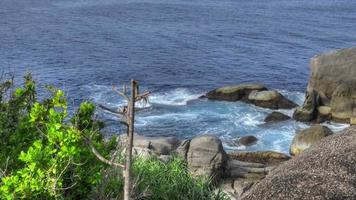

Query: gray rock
[297,47,356,123]
[290,125,333,156]
[248,90,298,109]
[187,135,228,180]
[264,112,291,123]
[206,84,267,101]
[241,127,356,200]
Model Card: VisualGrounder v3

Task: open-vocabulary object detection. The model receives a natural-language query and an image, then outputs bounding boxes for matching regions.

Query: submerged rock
[295,47,356,123]
[264,111,291,123]
[241,127,356,200]
[187,135,228,180]
[238,136,258,146]
[206,84,267,101]
[290,125,333,156]
[248,90,298,109]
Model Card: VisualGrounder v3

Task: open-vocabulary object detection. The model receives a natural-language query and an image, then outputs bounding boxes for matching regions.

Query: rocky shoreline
[122,47,356,199]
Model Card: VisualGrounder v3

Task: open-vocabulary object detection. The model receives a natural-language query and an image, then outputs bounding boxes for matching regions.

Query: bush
[0,75,115,200]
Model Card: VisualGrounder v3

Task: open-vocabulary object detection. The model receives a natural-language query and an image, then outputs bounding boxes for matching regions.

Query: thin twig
[112,86,130,102]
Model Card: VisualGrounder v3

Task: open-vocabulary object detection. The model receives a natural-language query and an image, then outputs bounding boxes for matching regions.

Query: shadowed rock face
[294,47,356,123]
[241,127,356,200]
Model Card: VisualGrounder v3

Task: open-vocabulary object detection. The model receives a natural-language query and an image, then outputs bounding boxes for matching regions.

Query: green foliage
[0,75,115,200]
[0,74,37,171]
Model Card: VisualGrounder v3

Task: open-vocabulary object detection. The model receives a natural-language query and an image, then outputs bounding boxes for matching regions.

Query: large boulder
[290,125,333,156]
[241,127,356,200]
[264,111,291,123]
[187,135,228,180]
[206,84,267,101]
[248,90,298,109]
[295,47,356,123]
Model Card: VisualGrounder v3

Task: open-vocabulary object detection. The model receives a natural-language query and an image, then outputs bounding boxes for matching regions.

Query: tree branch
[84,134,125,169]
[112,86,130,102]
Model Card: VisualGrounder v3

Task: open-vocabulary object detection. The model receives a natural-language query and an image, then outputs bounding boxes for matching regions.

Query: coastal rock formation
[241,127,356,200]
[264,111,291,123]
[248,90,298,109]
[187,135,228,180]
[205,84,267,101]
[290,125,333,156]
[294,47,356,123]
[206,84,297,110]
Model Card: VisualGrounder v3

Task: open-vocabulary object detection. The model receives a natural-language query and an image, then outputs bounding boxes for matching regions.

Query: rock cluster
[294,47,356,123]
[205,84,297,110]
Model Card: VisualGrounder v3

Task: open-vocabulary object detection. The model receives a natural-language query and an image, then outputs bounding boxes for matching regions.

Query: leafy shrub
[0,75,115,200]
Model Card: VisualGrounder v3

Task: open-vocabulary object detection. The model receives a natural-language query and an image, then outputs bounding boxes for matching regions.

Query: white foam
[149,88,202,106]
[278,89,305,106]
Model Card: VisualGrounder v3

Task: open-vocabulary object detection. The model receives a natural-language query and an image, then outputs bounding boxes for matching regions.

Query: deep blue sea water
[1,0,355,153]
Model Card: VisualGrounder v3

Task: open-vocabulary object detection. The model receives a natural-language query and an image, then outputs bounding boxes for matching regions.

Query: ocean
[1,0,355,153]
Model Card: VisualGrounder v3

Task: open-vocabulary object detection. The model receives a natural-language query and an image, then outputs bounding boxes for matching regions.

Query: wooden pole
[124,80,137,200]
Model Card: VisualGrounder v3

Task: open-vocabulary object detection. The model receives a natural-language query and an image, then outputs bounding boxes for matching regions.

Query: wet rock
[290,125,333,156]
[238,136,258,146]
[248,90,298,109]
[206,84,267,101]
[264,112,291,123]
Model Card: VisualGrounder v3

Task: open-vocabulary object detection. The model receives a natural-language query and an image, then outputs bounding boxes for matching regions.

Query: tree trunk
[124,80,137,200]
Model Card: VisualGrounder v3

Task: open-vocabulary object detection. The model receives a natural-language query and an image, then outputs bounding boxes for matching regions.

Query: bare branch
[98,104,125,116]
[112,86,130,102]
[85,136,125,169]
[135,91,150,101]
